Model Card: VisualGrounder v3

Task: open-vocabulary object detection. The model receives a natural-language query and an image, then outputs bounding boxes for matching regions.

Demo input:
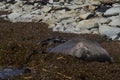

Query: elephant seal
[49,36,114,63]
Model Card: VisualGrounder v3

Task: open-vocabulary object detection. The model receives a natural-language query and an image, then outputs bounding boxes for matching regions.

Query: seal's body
[49,36,114,63]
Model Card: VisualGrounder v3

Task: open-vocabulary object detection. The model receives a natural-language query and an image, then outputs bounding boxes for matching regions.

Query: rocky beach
[0,0,120,80]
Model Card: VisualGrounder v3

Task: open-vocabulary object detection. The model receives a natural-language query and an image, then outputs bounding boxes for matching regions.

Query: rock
[56,10,77,20]
[8,1,23,12]
[49,36,114,63]
[5,0,15,3]
[90,28,99,34]
[76,20,99,30]
[109,19,120,27]
[64,28,80,34]
[41,6,52,12]
[53,23,65,32]
[59,0,65,4]
[96,12,103,17]
[99,25,120,40]
[104,6,120,16]
[48,24,55,28]
[15,13,45,22]
[0,5,6,11]
[61,21,88,34]
[100,18,111,24]
[79,8,88,16]
[27,0,35,3]
[31,9,41,15]
[79,12,92,19]
[108,16,120,27]
[22,5,35,12]
[46,18,56,27]
[70,0,84,5]
[88,5,96,12]
[49,0,53,4]
[55,11,76,22]
[63,23,81,33]
[66,5,82,10]
[79,29,91,34]
[90,0,101,5]
[61,18,75,25]
[15,13,33,22]
[7,12,21,22]
[32,15,43,22]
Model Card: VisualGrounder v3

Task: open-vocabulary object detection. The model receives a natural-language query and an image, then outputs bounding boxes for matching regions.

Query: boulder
[108,16,120,27]
[49,0,53,4]
[53,23,65,32]
[104,6,120,16]
[41,6,52,12]
[7,12,21,22]
[76,20,99,30]
[100,18,111,24]
[66,5,82,10]
[5,0,15,3]
[99,25,120,40]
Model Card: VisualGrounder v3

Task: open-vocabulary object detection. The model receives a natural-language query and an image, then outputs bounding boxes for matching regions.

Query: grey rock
[99,25,120,40]
[56,10,77,20]
[100,18,111,24]
[90,28,99,34]
[108,16,120,27]
[70,0,84,5]
[109,19,120,27]
[49,0,53,4]
[76,20,99,30]
[5,0,15,3]
[41,6,52,12]
[79,12,92,20]
[31,9,41,15]
[27,0,35,3]
[16,14,44,22]
[0,3,7,10]
[49,36,114,63]
[66,5,82,10]
[8,1,23,12]
[53,23,65,32]
[14,13,33,22]
[7,12,21,22]
[104,6,120,16]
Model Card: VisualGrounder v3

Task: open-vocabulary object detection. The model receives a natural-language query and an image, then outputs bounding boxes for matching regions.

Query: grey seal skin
[49,36,114,64]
